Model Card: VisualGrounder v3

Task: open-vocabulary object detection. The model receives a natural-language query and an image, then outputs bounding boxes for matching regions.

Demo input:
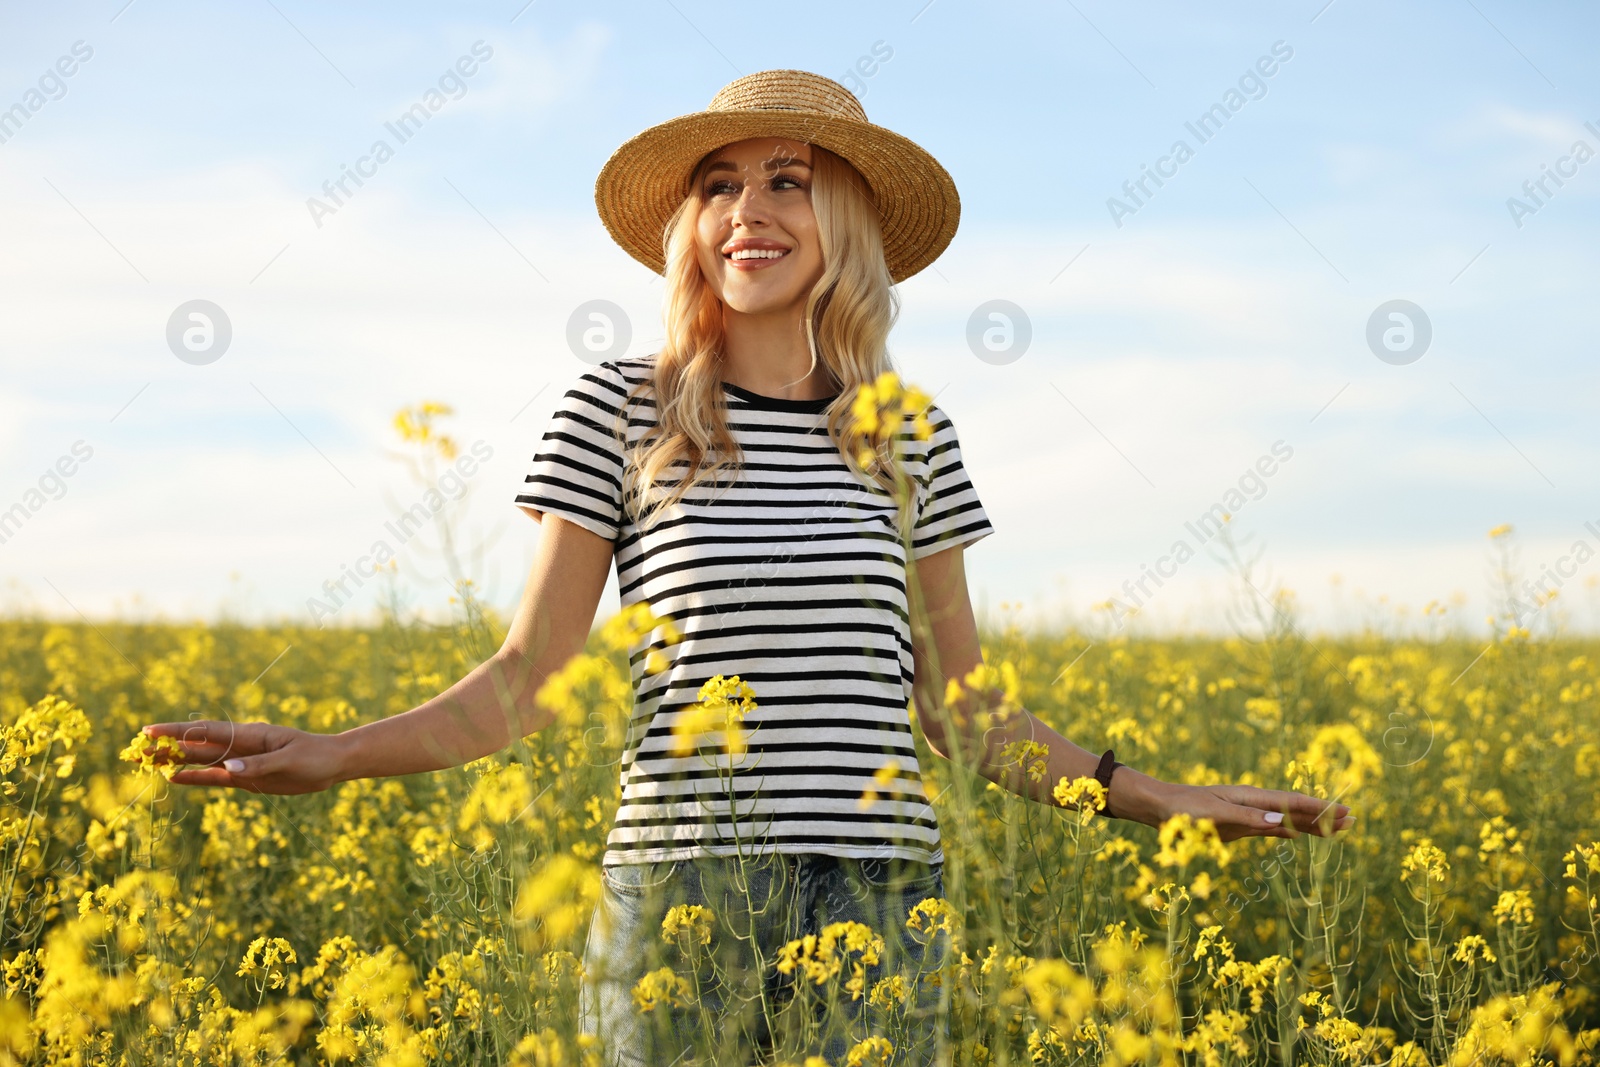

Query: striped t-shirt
[515,355,995,868]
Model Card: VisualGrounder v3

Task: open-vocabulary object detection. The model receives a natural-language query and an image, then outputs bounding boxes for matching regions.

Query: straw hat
[593,69,959,284]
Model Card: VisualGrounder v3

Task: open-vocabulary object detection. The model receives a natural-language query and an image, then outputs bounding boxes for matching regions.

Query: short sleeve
[514,363,630,542]
[910,405,995,559]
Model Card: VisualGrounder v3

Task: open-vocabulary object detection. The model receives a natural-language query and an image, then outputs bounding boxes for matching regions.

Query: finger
[150,720,275,759]
[1292,795,1356,835]
[1236,787,1352,832]
[1219,823,1297,843]
[217,747,291,781]
[1251,787,1351,820]
[1287,809,1346,837]
[140,736,241,769]
[1293,797,1352,826]
[144,720,232,743]
[170,758,283,790]
[1216,800,1302,840]
[1216,790,1344,825]
[1242,803,1354,838]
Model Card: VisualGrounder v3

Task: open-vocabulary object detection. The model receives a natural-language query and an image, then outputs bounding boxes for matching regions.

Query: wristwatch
[1094,748,1124,819]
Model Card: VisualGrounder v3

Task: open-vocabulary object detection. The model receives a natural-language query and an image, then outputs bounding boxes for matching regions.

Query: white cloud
[1471,102,1592,148]
[1,137,1594,633]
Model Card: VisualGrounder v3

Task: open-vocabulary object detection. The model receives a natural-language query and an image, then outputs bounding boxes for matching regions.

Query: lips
[723,243,791,271]
[722,237,792,262]
[726,247,790,261]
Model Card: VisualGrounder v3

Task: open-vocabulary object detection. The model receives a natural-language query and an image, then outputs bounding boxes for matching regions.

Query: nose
[728,170,772,228]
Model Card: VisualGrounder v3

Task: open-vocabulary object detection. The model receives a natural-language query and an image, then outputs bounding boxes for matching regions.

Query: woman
[143,70,1353,1066]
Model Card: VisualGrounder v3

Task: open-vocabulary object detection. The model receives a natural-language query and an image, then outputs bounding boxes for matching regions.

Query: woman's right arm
[142,513,614,793]
[333,512,614,780]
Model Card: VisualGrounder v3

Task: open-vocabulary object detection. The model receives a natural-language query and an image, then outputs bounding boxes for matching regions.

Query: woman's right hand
[140,720,349,795]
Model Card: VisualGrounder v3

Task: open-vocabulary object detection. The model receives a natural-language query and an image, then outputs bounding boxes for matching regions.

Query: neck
[719,302,834,401]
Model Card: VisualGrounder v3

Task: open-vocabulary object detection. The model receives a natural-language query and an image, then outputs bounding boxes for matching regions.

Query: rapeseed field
[2,391,1596,1065]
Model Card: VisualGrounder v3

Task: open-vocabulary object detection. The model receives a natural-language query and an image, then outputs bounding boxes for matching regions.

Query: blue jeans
[579,852,951,1066]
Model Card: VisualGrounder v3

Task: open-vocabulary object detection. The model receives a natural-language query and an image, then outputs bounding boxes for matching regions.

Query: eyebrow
[704,159,813,175]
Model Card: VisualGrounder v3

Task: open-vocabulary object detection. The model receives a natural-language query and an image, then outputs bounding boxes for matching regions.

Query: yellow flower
[1564,842,1600,881]
[1453,935,1497,965]
[514,854,601,948]
[237,936,297,990]
[1293,722,1382,797]
[1213,955,1292,1013]
[1391,1041,1432,1067]
[534,647,634,731]
[906,896,957,940]
[1184,1007,1253,1061]
[942,660,1025,737]
[1492,889,1535,927]
[1019,958,1096,1031]
[858,757,904,809]
[118,730,185,781]
[845,1035,895,1067]
[1447,983,1575,1067]
[1000,739,1051,783]
[1053,776,1108,820]
[850,383,883,438]
[1487,523,1513,539]
[868,973,907,1011]
[669,674,757,758]
[847,371,935,479]
[661,905,714,951]
[1477,816,1525,862]
[509,1028,581,1067]
[1192,925,1233,966]
[631,966,692,1012]
[775,921,884,999]
[1401,839,1450,884]
[599,602,682,661]
[458,758,535,841]
[393,401,458,458]
[1153,813,1231,869]
[1106,715,1156,751]
[2,695,91,785]
[1097,836,1141,870]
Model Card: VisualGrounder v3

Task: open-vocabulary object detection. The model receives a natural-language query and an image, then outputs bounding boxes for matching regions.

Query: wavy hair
[617,142,902,528]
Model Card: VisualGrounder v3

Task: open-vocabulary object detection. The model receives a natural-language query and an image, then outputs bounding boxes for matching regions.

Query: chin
[721,280,806,313]
[723,294,800,316]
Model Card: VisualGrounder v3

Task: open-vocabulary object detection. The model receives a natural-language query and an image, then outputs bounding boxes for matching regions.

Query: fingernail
[223,759,244,773]
[1264,812,1283,825]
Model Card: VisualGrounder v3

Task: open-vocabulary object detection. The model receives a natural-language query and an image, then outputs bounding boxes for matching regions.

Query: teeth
[729,248,787,260]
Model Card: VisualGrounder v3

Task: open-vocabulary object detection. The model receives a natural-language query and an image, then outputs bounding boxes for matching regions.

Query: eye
[705,174,807,197]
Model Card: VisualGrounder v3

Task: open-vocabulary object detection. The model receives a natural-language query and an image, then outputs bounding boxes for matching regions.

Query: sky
[1,0,1597,639]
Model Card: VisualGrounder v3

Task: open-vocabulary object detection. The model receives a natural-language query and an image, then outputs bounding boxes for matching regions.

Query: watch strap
[1094,748,1123,818]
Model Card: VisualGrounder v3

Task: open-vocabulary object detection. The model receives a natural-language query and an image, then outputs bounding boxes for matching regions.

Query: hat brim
[593,110,959,285]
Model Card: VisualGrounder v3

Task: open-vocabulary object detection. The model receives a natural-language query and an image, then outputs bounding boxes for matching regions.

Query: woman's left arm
[907,544,1354,842]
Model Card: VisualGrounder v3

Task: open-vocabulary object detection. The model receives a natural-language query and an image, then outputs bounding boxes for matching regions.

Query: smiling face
[693,137,827,317]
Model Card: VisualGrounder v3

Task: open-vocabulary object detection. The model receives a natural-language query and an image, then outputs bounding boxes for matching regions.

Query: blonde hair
[617,143,902,528]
